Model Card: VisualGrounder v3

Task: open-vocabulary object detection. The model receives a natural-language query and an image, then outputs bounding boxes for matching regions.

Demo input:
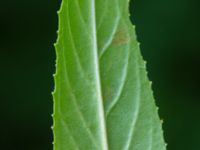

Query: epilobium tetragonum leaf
[53,0,166,150]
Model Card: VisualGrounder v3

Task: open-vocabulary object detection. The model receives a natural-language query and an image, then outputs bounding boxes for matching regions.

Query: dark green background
[1,0,200,149]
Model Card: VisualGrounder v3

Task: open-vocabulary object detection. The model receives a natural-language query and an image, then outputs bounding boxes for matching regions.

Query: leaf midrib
[90,0,109,150]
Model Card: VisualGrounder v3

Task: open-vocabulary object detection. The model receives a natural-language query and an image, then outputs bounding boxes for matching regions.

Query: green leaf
[53,0,166,150]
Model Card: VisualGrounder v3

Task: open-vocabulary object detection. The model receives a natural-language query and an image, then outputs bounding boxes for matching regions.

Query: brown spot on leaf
[112,28,129,46]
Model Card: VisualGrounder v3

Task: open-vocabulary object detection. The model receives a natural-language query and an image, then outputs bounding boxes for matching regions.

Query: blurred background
[0,0,199,149]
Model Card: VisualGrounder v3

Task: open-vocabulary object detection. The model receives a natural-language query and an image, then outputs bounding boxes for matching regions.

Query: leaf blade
[53,0,166,150]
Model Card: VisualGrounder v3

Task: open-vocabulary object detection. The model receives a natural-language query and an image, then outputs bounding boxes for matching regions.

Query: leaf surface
[53,0,166,150]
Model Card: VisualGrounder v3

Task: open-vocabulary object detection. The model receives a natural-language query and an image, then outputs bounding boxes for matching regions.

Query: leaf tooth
[54,42,58,48]
[137,41,141,45]
[51,91,55,95]
[52,74,57,95]
[57,10,60,14]
[160,119,164,124]
[149,81,153,87]
[143,60,147,65]
[53,73,57,79]
[165,143,168,147]
[161,128,168,148]
[54,43,58,49]
[51,113,55,118]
